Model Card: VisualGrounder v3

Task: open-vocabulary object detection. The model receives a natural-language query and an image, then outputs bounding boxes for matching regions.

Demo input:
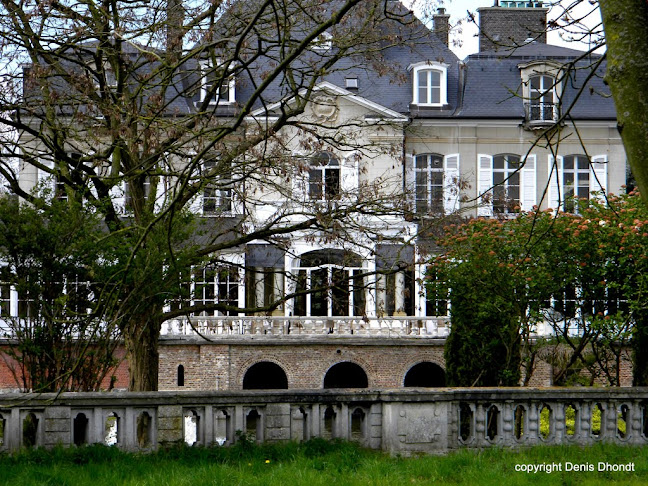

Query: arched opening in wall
[403,362,446,387]
[486,405,499,440]
[246,410,260,442]
[323,362,368,389]
[351,408,366,442]
[459,403,473,442]
[22,412,39,448]
[177,365,185,387]
[184,410,200,446]
[539,404,552,440]
[73,413,89,446]
[592,402,604,437]
[323,406,336,439]
[0,413,5,447]
[105,413,119,445]
[242,362,288,389]
[514,405,526,440]
[565,403,577,436]
[618,404,629,439]
[214,410,230,446]
[136,412,153,448]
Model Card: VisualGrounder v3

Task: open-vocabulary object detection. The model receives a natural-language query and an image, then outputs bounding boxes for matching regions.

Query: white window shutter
[590,154,608,199]
[443,154,460,214]
[520,154,536,212]
[405,154,415,209]
[153,176,165,213]
[477,154,493,217]
[340,152,359,197]
[230,185,243,214]
[547,155,563,211]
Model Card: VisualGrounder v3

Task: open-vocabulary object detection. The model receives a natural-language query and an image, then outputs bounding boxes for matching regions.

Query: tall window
[192,265,239,316]
[309,152,340,200]
[527,75,556,122]
[411,63,447,106]
[293,250,365,317]
[199,60,235,105]
[492,154,521,214]
[202,157,232,214]
[563,154,589,212]
[415,154,444,214]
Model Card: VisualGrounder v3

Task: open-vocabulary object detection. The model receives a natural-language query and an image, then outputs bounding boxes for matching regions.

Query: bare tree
[0,0,451,390]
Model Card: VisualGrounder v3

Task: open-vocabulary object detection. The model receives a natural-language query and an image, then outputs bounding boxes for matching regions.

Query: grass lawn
[0,439,646,486]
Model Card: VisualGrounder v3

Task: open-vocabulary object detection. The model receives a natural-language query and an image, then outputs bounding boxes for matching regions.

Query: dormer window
[519,61,562,126]
[527,75,556,122]
[199,60,235,105]
[409,62,448,106]
[311,32,332,51]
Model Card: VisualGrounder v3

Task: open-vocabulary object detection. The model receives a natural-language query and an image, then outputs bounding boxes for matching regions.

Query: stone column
[394,271,406,316]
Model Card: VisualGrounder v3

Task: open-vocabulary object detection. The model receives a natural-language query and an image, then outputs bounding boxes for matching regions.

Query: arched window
[293,250,365,317]
[177,365,185,387]
[309,152,340,200]
[410,62,448,106]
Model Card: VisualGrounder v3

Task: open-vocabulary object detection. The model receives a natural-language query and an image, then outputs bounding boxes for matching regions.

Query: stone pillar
[272,270,284,316]
[376,274,387,318]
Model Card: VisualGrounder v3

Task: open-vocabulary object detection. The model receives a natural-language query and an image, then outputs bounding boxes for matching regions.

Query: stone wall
[1,388,647,455]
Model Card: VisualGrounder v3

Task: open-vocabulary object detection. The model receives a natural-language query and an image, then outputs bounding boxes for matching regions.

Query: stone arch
[403,361,446,387]
[242,361,289,389]
[323,361,368,389]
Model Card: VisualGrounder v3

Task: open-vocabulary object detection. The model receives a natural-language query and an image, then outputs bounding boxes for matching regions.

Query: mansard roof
[456,42,616,120]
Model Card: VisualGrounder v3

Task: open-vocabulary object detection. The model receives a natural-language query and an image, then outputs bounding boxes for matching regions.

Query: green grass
[0,439,647,485]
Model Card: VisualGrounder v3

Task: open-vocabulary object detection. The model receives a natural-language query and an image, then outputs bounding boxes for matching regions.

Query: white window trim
[199,59,236,105]
[518,61,563,124]
[547,154,608,212]
[408,62,448,107]
[478,153,537,216]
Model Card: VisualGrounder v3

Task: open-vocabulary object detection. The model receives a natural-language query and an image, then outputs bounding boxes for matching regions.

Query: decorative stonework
[311,95,339,123]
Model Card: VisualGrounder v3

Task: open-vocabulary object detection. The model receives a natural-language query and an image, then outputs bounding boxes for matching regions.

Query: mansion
[3,1,627,391]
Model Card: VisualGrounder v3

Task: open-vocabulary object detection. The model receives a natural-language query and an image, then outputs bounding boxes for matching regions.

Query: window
[202,157,232,214]
[191,264,239,316]
[492,154,521,214]
[548,154,607,212]
[411,153,460,215]
[311,32,332,51]
[410,62,448,106]
[415,154,443,214]
[425,269,449,317]
[478,154,536,216]
[519,61,562,126]
[199,60,235,105]
[526,75,557,122]
[293,250,365,317]
[309,152,340,200]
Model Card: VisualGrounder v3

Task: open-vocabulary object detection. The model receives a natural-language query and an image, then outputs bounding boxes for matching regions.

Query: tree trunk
[599,0,648,201]
[124,317,161,391]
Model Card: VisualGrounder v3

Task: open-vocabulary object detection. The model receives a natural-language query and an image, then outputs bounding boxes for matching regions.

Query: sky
[417,0,604,59]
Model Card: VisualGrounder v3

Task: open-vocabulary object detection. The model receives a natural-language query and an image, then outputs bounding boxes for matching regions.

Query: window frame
[492,153,522,215]
[518,61,563,125]
[199,59,236,105]
[308,152,340,201]
[409,62,448,107]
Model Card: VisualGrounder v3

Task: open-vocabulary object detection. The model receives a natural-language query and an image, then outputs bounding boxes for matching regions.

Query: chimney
[478,3,548,52]
[433,8,450,47]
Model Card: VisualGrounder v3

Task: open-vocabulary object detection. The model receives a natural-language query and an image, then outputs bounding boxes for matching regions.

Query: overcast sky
[419,0,604,59]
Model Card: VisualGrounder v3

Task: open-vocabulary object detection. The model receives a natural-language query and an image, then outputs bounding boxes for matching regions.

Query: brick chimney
[433,8,450,47]
[478,2,548,52]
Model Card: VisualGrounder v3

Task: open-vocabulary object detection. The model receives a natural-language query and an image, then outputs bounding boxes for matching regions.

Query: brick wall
[478,7,548,52]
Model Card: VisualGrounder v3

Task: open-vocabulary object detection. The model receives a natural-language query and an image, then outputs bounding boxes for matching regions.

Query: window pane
[430,87,440,104]
[325,168,340,198]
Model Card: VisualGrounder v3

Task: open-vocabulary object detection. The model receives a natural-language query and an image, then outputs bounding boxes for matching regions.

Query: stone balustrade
[0,388,647,455]
[161,316,451,338]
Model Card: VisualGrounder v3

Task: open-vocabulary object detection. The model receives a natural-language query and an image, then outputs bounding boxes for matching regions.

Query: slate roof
[456,42,615,120]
